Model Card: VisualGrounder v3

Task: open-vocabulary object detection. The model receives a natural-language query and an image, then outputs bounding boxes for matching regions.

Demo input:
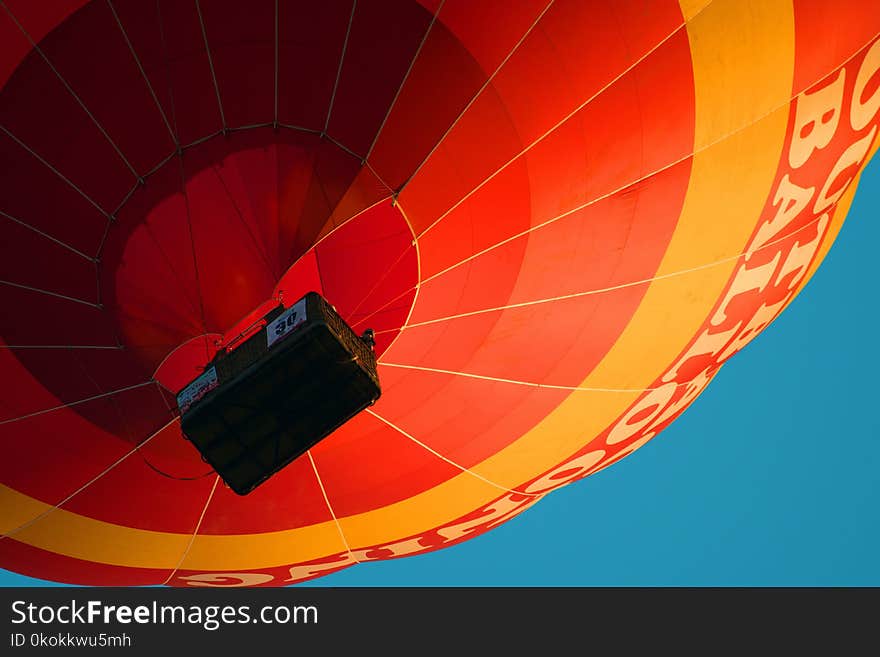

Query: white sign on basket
[266,297,308,349]
[177,366,219,414]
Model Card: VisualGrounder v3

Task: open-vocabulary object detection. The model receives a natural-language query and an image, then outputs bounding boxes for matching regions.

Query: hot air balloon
[0,0,878,587]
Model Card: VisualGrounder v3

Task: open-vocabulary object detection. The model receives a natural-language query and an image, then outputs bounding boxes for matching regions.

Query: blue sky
[3,157,878,587]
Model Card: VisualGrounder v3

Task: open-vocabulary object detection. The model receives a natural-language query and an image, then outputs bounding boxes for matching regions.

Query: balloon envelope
[0,0,878,586]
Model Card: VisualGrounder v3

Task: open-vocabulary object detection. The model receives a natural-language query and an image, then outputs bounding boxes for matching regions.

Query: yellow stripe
[3,0,800,571]
[0,484,346,570]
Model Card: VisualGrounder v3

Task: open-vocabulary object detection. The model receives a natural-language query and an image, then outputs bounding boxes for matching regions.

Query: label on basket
[266,297,308,349]
[177,366,219,414]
